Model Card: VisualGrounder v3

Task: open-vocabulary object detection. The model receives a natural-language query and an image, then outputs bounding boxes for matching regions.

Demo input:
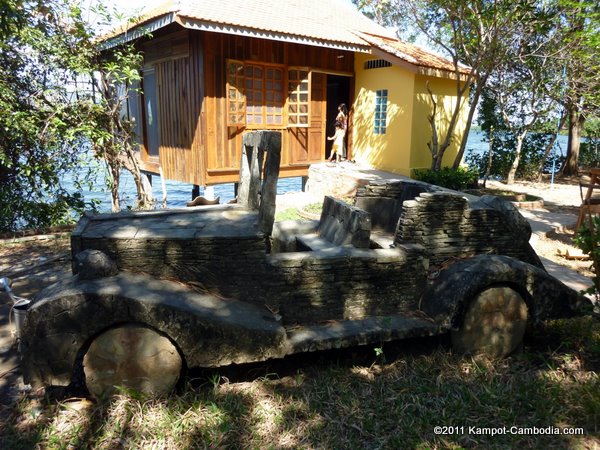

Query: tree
[355,0,565,172]
[87,32,154,212]
[0,0,153,231]
[67,3,154,213]
[485,5,564,184]
[470,88,559,182]
[0,0,90,231]
[558,0,600,176]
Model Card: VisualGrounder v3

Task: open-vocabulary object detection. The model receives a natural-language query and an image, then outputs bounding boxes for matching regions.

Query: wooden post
[258,131,282,235]
[238,131,282,234]
[238,132,265,209]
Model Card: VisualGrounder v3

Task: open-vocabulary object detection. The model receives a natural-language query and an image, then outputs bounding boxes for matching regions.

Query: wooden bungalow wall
[140,29,354,186]
[203,33,354,185]
[140,30,205,186]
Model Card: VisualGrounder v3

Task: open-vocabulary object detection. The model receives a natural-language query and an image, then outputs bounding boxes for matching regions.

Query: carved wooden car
[19,180,593,398]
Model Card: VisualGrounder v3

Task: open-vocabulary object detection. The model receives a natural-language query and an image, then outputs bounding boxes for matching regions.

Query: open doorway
[325,75,351,161]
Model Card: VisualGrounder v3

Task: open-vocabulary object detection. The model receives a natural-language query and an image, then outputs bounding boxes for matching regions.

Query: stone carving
[317,196,371,248]
[20,166,592,398]
[75,249,118,280]
[84,324,182,398]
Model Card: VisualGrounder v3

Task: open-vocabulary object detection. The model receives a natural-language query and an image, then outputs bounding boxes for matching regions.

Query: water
[72,130,569,213]
[463,130,569,157]
[75,160,303,213]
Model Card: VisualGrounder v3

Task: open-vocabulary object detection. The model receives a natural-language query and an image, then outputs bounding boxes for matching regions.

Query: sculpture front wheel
[83,324,183,398]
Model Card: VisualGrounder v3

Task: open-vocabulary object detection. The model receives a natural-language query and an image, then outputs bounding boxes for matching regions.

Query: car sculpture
[14,132,594,397]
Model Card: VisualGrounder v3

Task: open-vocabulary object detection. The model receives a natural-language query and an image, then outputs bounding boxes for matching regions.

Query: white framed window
[374,89,388,135]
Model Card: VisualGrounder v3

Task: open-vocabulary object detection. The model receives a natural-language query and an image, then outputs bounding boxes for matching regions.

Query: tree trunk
[482,126,495,188]
[506,132,526,184]
[121,149,154,209]
[426,81,441,171]
[560,107,584,176]
[536,113,566,181]
[453,80,485,169]
[109,163,120,212]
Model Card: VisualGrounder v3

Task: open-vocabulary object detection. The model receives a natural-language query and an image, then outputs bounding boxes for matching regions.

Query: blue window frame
[374,89,388,135]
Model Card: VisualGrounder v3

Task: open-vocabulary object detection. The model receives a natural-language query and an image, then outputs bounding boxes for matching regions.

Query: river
[74,130,570,213]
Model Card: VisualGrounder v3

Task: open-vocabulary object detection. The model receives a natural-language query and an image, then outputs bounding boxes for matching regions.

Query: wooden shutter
[226,60,246,127]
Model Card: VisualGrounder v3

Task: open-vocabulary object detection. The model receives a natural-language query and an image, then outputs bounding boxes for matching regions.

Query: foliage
[0,0,99,231]
[574,216,600,299]
[466,132,563,181]
[413,166,478,190]
[481,1,567,184]
[579,118,600,168]
[89,36,154,212]
[0,1,154,231]
[557,0,600,175]
[472,84,565,182]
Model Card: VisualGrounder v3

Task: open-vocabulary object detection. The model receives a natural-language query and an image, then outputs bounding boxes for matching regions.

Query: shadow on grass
[1,319,598,449]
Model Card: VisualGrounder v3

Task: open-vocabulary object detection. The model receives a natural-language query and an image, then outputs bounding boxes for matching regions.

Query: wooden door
[287,70,326,165]
[308,72,326,161]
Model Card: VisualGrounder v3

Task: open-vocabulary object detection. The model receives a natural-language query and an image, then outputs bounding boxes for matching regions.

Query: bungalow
[104,0,470,195]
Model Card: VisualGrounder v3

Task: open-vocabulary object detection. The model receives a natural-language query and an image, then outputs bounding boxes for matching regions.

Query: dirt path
[485,178,591,279]
[0,236,71,404]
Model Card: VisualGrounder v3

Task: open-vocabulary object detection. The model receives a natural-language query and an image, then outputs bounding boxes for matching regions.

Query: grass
[275,202,324,222]
[274,208,303,221]
[302,202,324,215]
[1,317,598,449]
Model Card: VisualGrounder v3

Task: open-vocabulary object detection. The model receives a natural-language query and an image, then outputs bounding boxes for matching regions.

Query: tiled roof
[106,0,468,75]
[110,0,394,47]
[359,33,472,76]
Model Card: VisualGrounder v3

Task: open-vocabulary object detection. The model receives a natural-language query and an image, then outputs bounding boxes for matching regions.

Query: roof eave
[102,12,373,53]
[101,13,177,49]
[369,46,471,81]
[177,16,372,52]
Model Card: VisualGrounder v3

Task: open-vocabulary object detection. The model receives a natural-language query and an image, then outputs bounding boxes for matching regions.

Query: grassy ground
[1,317,598,449]
[275,202,323,222]
[1,188,598,449]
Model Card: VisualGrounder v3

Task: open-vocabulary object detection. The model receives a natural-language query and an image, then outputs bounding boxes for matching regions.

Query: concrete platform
[307,161,411,198]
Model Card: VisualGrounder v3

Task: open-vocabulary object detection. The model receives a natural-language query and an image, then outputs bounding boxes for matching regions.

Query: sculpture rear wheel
[83,324,182,398]
[451,286,528,358]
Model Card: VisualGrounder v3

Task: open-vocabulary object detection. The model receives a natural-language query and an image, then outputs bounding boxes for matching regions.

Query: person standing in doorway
[327,119,344,164]
[335,103,348,159]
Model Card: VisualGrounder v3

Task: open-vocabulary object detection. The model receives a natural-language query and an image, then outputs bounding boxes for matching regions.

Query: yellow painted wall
[351,54,470,177]
[409,74,469,174]
[352,53,415,176]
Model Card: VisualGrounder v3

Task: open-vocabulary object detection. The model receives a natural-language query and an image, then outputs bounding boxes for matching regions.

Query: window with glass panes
[264,67,284,125]
[226,61,284,127]
[374,89,388,134]
[287,69,310,127]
